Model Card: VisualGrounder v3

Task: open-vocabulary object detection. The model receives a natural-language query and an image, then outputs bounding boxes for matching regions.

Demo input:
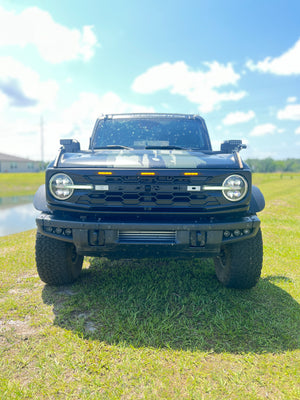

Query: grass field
[0,173,299,399]
[0,172,45,197]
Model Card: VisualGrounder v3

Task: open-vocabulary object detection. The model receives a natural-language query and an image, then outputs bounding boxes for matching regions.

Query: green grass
[0,173,299,399]
[0,172,45,197]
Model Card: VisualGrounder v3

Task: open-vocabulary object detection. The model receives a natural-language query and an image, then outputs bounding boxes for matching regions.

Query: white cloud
[249,123,277,137]
[132,61,247,113]
[246,38,300,75]
[0,115,43,161]
[45,92,155,159]
[287,96,297,103]
[62,92,155,129]
[0,91,155,160]
[295,127,300,135]
[0,57,58,111]
[277,104,300,120]
[0,6,99,63]
[222,110,255,125]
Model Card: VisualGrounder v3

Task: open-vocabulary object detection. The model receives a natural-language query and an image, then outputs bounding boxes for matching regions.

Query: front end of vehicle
[36,163,259,258]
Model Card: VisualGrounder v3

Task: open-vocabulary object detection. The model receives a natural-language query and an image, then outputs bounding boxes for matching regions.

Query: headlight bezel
[49,173,74,201]
[222,174,248,202]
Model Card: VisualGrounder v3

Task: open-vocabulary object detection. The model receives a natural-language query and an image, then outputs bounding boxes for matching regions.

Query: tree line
[245,158,300,172]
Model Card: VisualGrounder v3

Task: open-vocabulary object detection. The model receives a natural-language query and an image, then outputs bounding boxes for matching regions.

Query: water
[0,196,40,237]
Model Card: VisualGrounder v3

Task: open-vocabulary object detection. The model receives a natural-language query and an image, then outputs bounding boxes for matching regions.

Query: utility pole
[40,115,44,162]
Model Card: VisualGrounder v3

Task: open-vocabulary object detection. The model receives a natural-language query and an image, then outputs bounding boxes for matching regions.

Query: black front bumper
[36,213,261,258]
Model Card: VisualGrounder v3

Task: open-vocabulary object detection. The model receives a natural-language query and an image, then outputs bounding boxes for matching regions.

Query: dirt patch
[8,288,32,295]
[16,273,39,283]
[0,316,38,337]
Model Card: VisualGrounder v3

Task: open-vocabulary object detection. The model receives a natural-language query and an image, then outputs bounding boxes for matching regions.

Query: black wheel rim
[219,248,228,269]
[71,245,78,264]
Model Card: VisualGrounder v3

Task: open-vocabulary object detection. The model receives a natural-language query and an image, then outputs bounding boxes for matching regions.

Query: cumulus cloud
[132,61,247,113]
[0,116,43,161]
[249,123,277,137]
[0,77,38,107]
[246,38,300,75]
[222,110,255,125]
[0,57,58,110]
[295,127,300,135]
[277,104,300,120]
[45,92,155,158]
[0,6,99,63]
[0,91,155,160]
[62,92,155,131]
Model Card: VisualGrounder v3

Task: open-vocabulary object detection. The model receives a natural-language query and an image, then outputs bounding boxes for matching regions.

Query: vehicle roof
[97,113,205,122]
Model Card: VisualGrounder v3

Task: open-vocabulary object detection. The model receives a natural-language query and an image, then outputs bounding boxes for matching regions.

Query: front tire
[35,232,83,285]
[214,228,263,289]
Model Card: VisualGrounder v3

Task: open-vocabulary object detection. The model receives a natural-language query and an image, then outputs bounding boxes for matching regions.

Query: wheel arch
[33,184,51,213]
[249,185,265,214]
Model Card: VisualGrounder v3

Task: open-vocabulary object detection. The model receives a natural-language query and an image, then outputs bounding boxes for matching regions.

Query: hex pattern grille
[74,175,220,209]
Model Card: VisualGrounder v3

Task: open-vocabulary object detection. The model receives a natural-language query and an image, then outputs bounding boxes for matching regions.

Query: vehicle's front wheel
[214,228,263,289]
[35,232,83,285]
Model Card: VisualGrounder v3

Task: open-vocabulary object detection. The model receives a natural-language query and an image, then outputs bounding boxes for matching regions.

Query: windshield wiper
[145,145,186,150]
[95,145,133,150]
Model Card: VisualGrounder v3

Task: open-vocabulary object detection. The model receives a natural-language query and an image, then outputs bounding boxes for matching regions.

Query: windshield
[92,118,210,150]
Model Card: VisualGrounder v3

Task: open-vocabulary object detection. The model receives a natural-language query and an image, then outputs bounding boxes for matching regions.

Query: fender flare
[249,185,265,214]
[33,185,51,213]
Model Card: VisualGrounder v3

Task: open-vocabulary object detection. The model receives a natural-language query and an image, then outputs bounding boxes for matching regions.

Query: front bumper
[36,213,261,258]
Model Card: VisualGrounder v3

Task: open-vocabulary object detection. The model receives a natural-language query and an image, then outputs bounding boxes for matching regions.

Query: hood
[57,149,242,169]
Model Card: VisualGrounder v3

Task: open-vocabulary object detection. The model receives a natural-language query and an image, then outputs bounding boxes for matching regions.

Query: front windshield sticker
[134,140,170,147]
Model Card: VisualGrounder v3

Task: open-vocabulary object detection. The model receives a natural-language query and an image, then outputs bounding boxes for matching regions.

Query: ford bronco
[34,113,265,288]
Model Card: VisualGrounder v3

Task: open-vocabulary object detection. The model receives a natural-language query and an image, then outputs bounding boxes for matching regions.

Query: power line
[40,115,44,162]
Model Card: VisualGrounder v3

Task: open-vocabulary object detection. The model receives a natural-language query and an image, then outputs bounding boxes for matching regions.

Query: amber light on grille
[184,172,198,176]
[140,172,156,176]
[97,171,112,175]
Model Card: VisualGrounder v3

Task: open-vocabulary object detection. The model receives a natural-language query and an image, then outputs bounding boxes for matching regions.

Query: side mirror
[60,139,81,153]
[221,140,246,153]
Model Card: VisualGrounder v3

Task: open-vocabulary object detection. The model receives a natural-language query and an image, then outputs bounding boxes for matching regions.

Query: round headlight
[222,175,248,202]
[49,173,74,200]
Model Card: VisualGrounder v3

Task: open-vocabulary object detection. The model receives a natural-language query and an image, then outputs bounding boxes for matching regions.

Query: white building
[0,153,41,173]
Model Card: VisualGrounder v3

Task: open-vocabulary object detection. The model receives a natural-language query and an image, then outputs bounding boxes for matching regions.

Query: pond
[0,196,40,237]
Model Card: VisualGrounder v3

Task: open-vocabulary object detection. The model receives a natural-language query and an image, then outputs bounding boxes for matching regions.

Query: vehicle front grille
[72,175,222,212]
[74,174,220,209]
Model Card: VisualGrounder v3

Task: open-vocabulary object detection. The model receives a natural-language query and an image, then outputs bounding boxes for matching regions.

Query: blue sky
[0,0,299,161]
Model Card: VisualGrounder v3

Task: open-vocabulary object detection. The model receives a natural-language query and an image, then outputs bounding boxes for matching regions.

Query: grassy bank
[0,173,299,399]
[0,172,45,197]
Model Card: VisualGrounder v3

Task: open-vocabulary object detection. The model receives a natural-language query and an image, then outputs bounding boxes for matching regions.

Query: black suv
[34,113,265,288]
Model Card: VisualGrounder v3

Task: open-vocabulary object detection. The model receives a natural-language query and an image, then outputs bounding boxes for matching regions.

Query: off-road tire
[214,228,263,289]
[35,232,83,285]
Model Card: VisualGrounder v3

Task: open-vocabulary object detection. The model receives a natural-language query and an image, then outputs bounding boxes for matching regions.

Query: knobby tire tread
[214,228,263,289]
[35,232,83,285]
